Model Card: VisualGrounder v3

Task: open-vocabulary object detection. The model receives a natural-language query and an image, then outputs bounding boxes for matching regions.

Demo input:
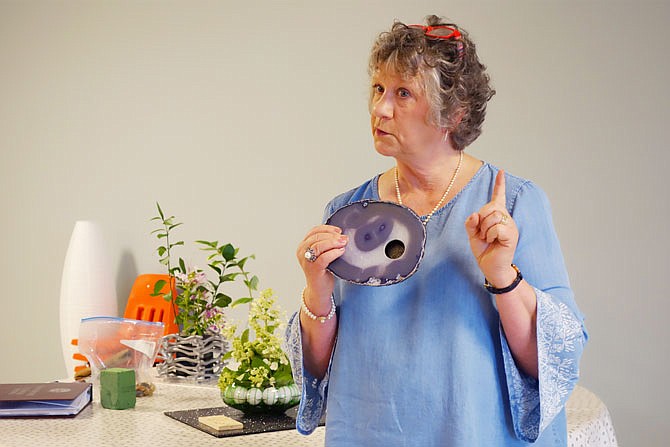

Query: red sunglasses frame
[409,24,461,40]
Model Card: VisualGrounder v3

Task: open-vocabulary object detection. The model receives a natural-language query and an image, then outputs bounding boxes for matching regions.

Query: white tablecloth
[567,385,619,447]
[0,381,615,446]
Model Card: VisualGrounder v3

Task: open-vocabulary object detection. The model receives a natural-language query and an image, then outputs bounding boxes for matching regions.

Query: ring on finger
[304,247,318,263]
[500,213,509,225]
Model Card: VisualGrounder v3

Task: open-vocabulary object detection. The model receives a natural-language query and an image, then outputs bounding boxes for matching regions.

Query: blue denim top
[285,162,588,446]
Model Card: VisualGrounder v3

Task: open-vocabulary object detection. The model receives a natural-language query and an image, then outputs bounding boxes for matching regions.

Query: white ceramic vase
[59,220,118,376]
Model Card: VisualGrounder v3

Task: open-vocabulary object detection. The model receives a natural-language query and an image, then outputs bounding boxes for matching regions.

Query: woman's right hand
[296,224,348,303]
[296,224,346,379]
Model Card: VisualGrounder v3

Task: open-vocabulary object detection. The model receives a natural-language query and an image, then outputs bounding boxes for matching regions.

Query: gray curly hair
[368,15,495,150]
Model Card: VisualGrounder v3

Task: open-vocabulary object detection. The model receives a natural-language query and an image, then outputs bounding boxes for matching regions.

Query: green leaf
[273,366,293,387]
[209,263,222,275]
[231,297,253,308]
[153,280,167,295]
[170,241,184,248]
[220,273,240,282]
[162,291,173,302]
[222,350,233,360]
[196,240,217,248]
[215,294,232,308]
[157,246,167,256]
[156,202,165,219]
[240,328,249,344]
[168,223,182,230]
[221,243,235,261]
[179,258,186,273]
[251,357,265,368]
[250,275,259,290]
[156,233,167,239]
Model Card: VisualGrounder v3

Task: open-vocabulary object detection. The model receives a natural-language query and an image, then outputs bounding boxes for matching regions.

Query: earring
[442,130,449,143]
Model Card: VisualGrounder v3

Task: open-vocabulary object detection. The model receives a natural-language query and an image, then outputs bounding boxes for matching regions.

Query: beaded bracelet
[301,288,336,323]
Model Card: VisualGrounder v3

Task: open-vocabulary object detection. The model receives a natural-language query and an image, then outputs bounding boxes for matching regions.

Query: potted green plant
[150,203,258,380]
[218,288,300,413]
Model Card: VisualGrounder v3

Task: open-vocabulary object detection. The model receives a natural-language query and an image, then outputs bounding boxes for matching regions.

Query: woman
[286,15,587,446]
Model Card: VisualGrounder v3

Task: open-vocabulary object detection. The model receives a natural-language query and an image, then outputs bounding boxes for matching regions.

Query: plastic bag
[78,316,164,397]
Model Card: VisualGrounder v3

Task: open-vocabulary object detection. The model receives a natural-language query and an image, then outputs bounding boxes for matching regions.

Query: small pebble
[136,382,156,397]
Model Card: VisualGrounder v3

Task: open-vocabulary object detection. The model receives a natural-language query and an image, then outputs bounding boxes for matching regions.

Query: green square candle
[100,368,136,410]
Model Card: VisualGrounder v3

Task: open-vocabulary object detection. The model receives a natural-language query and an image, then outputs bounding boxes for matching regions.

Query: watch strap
[484,264,523,294]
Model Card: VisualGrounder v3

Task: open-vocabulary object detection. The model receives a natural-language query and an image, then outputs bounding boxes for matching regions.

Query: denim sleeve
[280,200,343,434]
[500,179,588,442]
[283,311,330,435]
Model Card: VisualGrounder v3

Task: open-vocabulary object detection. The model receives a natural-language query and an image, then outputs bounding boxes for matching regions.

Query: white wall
[1,1,668,445]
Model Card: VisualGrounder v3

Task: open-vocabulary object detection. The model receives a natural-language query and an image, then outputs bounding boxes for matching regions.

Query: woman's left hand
[465,170,519,287]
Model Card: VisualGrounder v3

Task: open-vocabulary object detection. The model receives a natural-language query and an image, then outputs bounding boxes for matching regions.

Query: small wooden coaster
[198,415,244,432]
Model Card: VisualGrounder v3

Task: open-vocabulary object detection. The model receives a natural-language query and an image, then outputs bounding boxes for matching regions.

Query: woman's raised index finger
[492,169,506,204]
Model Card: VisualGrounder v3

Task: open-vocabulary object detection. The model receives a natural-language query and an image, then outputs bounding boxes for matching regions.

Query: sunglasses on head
[409,24,461,40]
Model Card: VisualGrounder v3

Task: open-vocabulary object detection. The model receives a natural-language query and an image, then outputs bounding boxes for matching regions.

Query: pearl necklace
[394,151,463,225]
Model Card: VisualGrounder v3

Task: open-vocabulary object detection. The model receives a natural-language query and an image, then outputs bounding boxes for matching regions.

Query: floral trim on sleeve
[500,288,587,442]
[283,311,330,435]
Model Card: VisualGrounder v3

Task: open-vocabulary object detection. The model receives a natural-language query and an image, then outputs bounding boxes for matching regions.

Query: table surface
[567,385,619,447]
[0,380,615,447]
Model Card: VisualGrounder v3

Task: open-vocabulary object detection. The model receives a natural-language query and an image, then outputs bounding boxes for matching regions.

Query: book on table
[0,382,92,417]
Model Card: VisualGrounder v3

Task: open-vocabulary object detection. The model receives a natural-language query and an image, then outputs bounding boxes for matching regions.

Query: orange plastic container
[123,274,179,335]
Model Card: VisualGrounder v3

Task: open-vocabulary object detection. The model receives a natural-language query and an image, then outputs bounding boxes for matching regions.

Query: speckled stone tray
[164,406,323,438]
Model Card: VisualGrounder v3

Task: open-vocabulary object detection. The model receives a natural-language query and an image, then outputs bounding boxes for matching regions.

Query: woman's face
[370,69,443,161]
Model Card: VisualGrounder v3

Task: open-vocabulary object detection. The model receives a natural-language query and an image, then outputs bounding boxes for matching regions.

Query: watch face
[326,200,426,286]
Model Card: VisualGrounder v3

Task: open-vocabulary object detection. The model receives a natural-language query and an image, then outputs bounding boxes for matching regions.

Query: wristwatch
[484,264,523,294]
